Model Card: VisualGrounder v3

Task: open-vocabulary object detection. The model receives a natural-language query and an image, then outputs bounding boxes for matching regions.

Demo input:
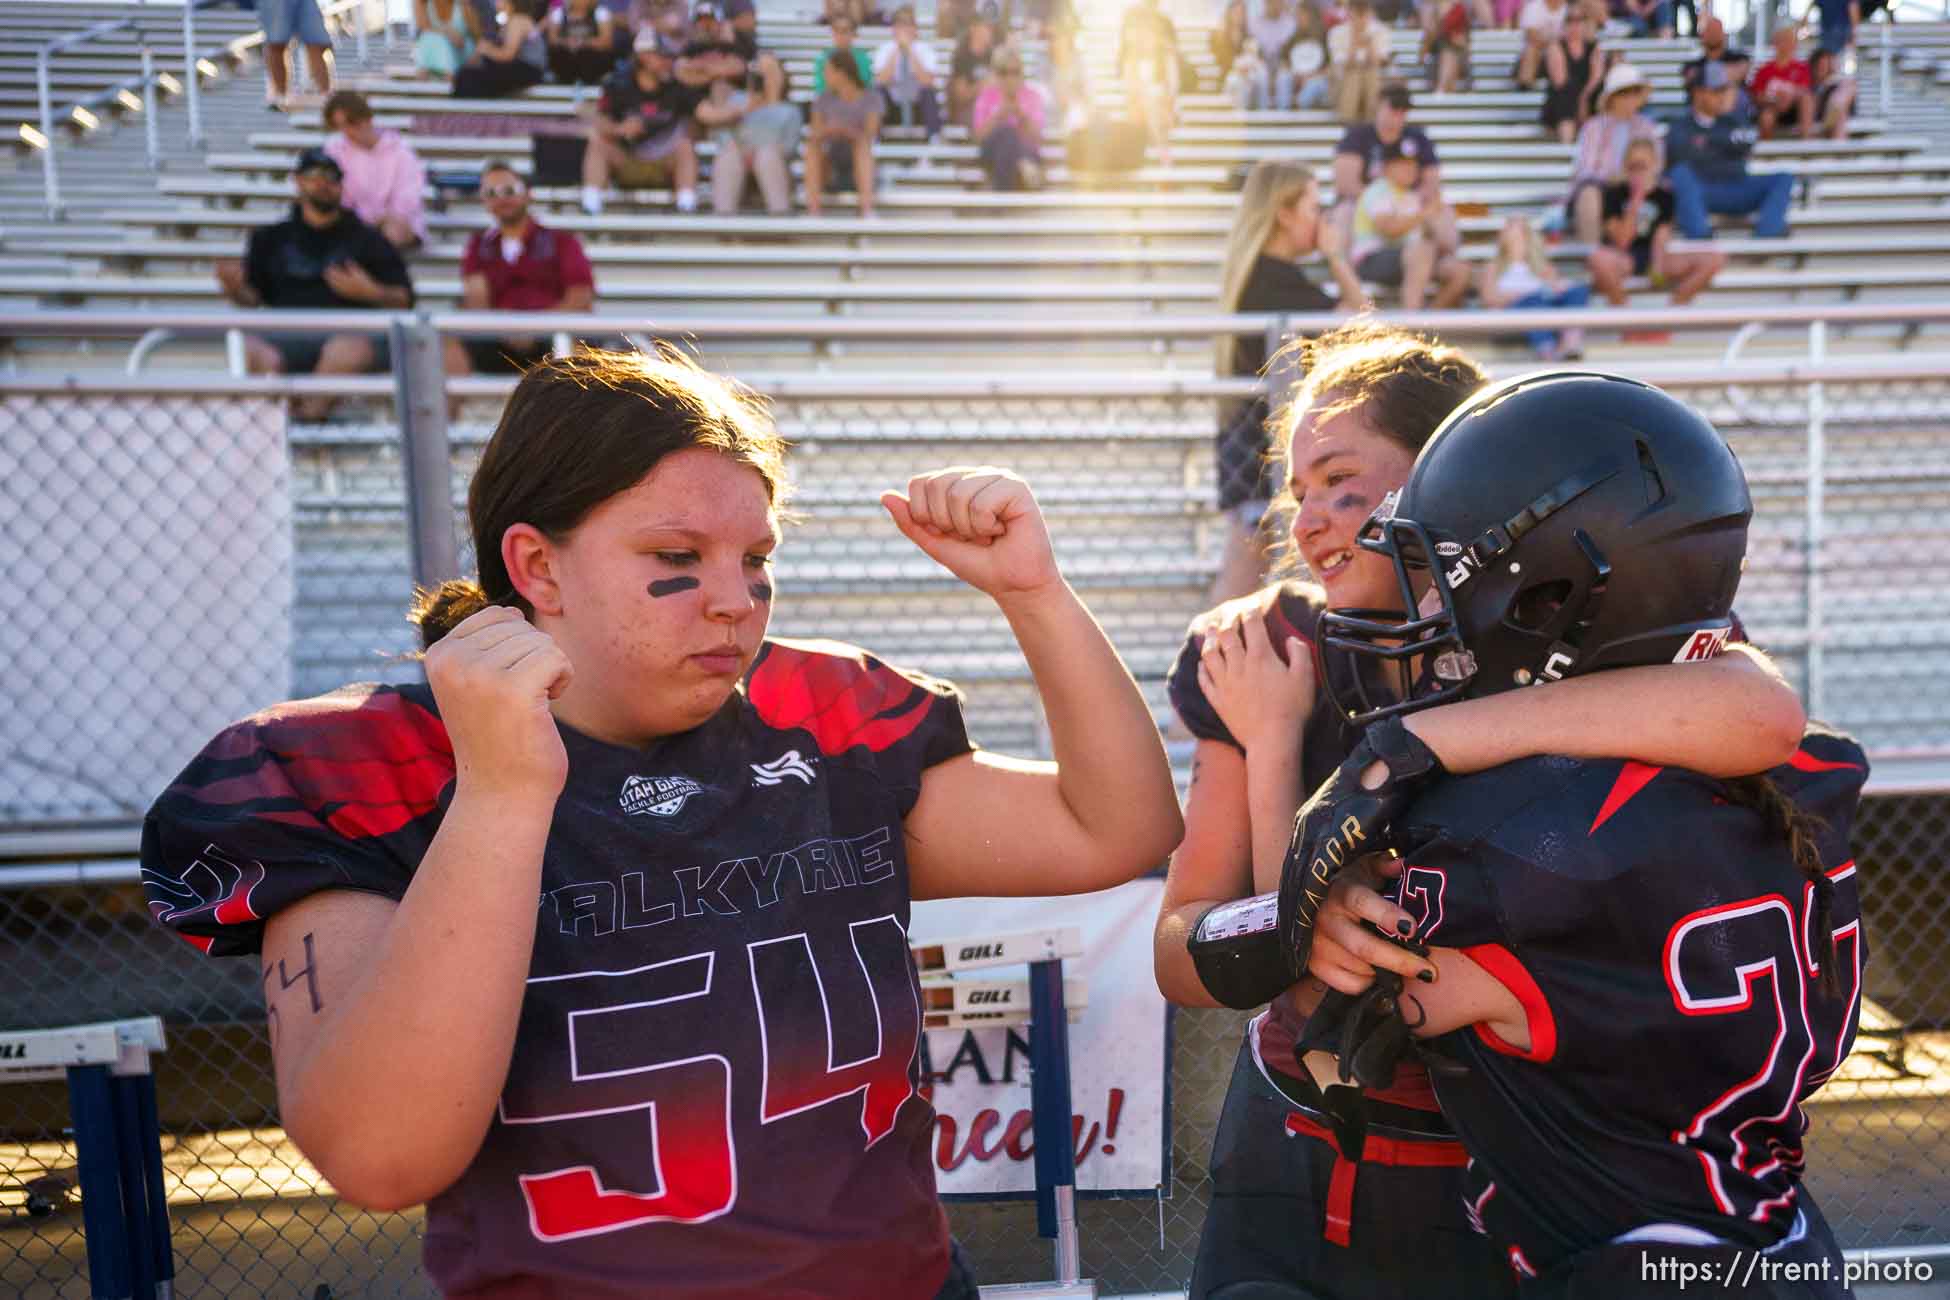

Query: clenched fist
[424,606,574,805]
[881,467,1062,602]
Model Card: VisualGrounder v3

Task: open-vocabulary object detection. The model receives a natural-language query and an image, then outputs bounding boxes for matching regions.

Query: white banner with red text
[909,877,1170,1196]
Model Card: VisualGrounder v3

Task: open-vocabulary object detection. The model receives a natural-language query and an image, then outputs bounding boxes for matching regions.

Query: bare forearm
[282,790,553,1207]
[996,582,1183,871]
[1401,648,1804,777]
[1244,745,1304,891]
[1154,900,1225,1007]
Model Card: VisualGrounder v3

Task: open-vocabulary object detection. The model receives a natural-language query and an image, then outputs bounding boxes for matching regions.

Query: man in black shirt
[1332,84,1459,257]
[214,148,414,420]
[582,29,704,214]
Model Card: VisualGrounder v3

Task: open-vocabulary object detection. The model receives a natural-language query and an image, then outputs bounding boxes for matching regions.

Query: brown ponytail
[1720,775,1840,993]
[409,579,493,649]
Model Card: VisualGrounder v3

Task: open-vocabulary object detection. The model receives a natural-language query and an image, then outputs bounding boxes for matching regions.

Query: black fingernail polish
[1418,969,1435,983]
[1396,918,1414,935]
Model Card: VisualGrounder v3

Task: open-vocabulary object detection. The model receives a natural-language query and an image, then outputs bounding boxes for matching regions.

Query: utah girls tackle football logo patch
[619,773,704,818]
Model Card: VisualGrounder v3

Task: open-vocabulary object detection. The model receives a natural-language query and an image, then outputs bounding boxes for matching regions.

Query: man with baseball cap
[1333,83,1459,258]
[582,26,703,214]
[213,148,414,419]
[1664,58,1794,238]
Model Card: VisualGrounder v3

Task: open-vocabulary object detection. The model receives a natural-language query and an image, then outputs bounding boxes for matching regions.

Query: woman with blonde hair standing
[1210,160,1365,605]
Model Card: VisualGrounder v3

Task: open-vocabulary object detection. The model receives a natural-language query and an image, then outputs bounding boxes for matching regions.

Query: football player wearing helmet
[1298,372,1866,1297]
[1156,328,1812,1300]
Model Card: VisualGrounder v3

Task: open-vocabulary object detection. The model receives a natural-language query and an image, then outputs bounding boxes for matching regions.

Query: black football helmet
[1319,372,1753,724]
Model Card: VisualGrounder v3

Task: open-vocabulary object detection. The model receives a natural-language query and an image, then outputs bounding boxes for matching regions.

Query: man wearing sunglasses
[215,147,414,419]
[444,160,597,375]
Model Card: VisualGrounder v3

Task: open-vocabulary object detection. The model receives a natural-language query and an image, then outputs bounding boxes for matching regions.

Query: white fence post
[392,315,462,589]
[141,46,161,171]
[1805,318,1828,722]
[35,51,58,216]
[182,0,203,148]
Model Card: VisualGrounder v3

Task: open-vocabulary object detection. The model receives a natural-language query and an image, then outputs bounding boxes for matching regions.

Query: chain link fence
[5,347,1950,1295]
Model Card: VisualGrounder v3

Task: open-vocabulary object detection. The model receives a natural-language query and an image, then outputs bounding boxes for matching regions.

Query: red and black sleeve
[140,683,454,958]
[745,638,973,815]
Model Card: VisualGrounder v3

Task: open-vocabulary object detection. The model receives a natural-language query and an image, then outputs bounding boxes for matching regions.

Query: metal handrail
[32,0,373,216]
[12,300,1950,343]
[10,353,1950,399]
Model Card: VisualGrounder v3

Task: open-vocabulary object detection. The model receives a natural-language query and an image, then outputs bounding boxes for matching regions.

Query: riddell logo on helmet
[1672,627,1731,663]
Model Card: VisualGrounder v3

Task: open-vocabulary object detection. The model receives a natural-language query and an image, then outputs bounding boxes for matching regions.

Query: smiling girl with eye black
[1153,321,1812,1300]
[142,346,1182,1300]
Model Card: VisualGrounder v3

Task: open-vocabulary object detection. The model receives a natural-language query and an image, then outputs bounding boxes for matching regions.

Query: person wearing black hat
[1664,60,1794,238]
[213,148,415,420]
[1333,84,1459,260]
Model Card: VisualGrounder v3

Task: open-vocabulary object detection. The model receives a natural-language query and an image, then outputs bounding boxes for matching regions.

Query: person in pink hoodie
[323,90,429,252]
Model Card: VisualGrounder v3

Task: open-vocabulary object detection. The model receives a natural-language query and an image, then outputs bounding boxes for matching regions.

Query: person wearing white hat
[1564,61,1663,244]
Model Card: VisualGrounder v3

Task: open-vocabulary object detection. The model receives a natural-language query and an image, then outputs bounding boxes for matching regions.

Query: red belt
[1282,1110,1470,1247]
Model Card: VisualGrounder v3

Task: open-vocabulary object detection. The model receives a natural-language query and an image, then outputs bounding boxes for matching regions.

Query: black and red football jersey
[1388,724,1869,1280]
[141,637,975,1300]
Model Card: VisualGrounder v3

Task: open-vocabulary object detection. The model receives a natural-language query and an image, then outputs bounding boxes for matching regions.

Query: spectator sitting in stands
[950,6,1000,126]
[1350,138,1470,307]
[1665,61,1794,238]
[1243,0,1300,108]
[972,44,1048,190]
[213,149,414,420]
[323,91,428,254]
[1334,84,1460,257]
[1805,0,1858,53]
[414,0,481,77]
[816,13,875,96]
[875,6,946,143]
[695,23,799,212]
[445,161,595,376]
[582,29,702,213]
[1540,8,1608,143]
[545,0,626,85]
[1611,0,1672,37]
[1720,45,1757,120]
[1120,1,1181,161]
[1213,0,1250,73]
[724,0,762,58]
[1808,46,1857,138]
[1477,214,1588,359]
[1514,0,1567,89]
[1328,0,1391,122]
[1286,7,1332,106]
[454,0,546,97]
[1566,61,1661,244]
[1752,26,1815,138]
[1421,0,1477,96]
[1681,15,1728,90]
[806,49,882,217]
[1588,136,1725,308]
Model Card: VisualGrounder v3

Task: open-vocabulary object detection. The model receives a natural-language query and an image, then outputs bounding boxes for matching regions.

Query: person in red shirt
[444,160,598,375]
[1751,26,1814,138]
